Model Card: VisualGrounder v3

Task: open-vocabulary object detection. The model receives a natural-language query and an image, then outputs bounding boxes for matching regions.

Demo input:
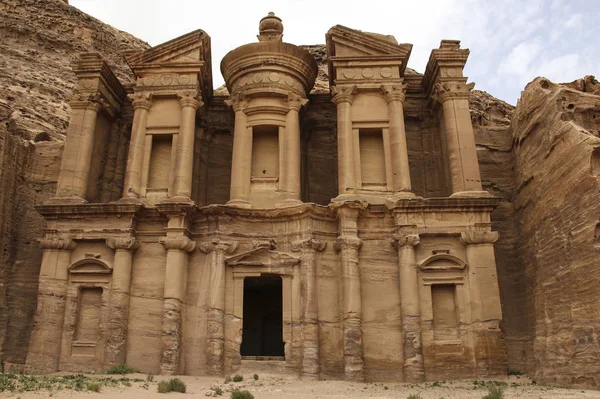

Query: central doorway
[240,275,285,357]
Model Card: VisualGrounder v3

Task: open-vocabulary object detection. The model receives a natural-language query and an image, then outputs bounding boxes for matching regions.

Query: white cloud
[69,0,600,105]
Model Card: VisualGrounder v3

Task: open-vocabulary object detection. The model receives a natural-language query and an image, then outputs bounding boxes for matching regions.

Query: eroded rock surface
[0,0,147,369]
[511,76,600,387]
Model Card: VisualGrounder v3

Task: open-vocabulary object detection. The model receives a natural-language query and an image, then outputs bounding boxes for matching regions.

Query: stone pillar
[26,238,76,372]
[381,84,412,193]
[331,85,357,195]
[158,235,196,375]
[56,98,103,200]
[292,237,326,380]
[172,92,203,200]
[392,233,425,382]
[122,92,152,200]
[434,82,484,196]
[460,231,505,377]
[334,206,364,381]
[199,239,237,375]
[226,95,251,207]
[104,237,139,366]
[278,94,308,205]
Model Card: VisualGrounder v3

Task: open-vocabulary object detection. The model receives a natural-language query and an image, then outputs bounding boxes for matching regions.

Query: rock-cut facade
[26,13,507,381]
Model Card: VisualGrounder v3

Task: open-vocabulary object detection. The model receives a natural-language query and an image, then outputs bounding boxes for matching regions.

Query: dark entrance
[240,275,285,357]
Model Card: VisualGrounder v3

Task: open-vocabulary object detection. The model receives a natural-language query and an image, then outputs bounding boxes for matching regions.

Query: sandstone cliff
[511,75,600,387]
[0,0,148,369]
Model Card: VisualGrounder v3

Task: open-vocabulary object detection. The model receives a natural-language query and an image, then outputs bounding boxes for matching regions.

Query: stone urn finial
[258,12,283,42]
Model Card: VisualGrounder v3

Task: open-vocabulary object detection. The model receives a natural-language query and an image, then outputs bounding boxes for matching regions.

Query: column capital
[380,83,407,103]
[392,233,420,249]
[460,231,499,245]
[291,237,327,252]
[331,85,358,105]
[288,94,309,112]
[106,237,139,251]
[38,237,77,250]
[128,92,153,111]
[334,236,363,252]
[198,239,238,254]
[159,236,196,252]
[70,93,105,112]
[178,91,203,109]
[224,93,247,112]
[432,81,475,103]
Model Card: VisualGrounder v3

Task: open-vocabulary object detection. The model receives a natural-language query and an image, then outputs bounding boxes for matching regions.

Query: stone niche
[26,12,507,384]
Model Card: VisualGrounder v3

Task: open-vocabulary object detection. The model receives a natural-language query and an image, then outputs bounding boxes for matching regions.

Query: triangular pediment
[326,25,412,59]
[125,29,209,67]
[226,247,299,267]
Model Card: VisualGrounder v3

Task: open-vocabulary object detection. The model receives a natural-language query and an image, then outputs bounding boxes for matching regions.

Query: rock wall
[511,76,600,387]
[0,0,148,368]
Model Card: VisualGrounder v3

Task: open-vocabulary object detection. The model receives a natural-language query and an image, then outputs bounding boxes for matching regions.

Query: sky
[70,0,598,105]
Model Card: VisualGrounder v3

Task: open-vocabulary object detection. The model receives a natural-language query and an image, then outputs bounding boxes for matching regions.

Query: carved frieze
[127,92,153,111]
[159,236,196,252]
[459,231,499,245]
[177,91,203,110]
[291,237,327,253]
[334,236,363,251]
[38,237,77,251]
[432,81,475,103]
[381,83,408,103]
[336,66,399,82]
[198,239,238,255]
[391,233,420,249]
[106,237,139,251]
[331,85,358,105]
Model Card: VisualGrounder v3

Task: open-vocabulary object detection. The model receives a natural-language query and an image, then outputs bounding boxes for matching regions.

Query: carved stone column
[292,237,326,380]
[159,236,196,375]
[334,204,364,381]
[381,83,412,193]
[392,233,424,382]
[105,237,139,366]
[460,230,505,377]
[278,94,308,206]
[122,92,152,200]
[26,238,77,372]
[172,92,203,200]
[332,85,358,195]
[226,95,251,208]
[199,239,237,375]
[433,82,484,196]
[56,97,103,200]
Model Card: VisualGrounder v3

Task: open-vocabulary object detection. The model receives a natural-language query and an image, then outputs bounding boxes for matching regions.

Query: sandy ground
[1,373,599,398]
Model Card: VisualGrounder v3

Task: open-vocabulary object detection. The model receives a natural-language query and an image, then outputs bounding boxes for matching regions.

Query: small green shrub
[483,384,505,399]
[147,374,154,382]
[157,381,170,393]
[169,378,186,393]
[407,394,422,399]
[224,376,232,383]
[86,382,101,392]
[232,375,243,382]
[157,378,186,394]
[107,364,139,374]
[212,386,224,395]
[231,390,254,399]
[253,373,259,380]
[508,369,524,376]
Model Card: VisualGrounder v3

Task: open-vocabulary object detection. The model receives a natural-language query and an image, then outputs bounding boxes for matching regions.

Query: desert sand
[0,374,598,399]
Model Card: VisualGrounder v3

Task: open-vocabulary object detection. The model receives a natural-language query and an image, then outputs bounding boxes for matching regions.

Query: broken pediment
[125,29,209,67]
[326,25,412,60]
[124,29,212,99]
[326,25,412,85]
[226,247,300,268]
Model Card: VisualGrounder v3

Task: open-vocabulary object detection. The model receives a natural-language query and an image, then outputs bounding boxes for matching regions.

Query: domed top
[258,12,283,42]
